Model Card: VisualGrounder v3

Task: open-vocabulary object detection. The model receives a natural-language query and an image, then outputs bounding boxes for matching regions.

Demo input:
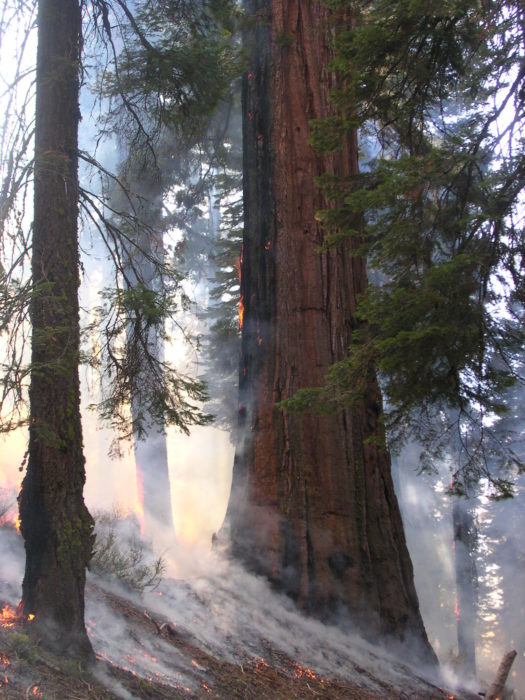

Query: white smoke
[394,444,525,698]
[1,523,462,698]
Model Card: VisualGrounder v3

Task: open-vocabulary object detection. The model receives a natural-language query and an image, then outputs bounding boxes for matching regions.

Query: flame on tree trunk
[224,0,436,658]
[18,0,94,657]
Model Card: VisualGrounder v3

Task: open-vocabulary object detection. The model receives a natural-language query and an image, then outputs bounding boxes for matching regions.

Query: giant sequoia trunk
[225,0,435,658]
[18,0,94,657]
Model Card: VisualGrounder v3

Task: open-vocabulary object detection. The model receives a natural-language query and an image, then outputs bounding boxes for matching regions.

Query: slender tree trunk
[18,0,94,658]
[123,177,173,537]
[453,495,478,678]
[225,0,436,660]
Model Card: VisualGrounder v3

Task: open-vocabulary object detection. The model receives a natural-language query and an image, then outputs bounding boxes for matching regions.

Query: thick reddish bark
[225,0,436,659]
[18,0,94,657]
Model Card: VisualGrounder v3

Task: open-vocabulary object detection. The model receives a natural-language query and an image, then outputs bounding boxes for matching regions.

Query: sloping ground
[0,526,480,699]
[0,608,467,700]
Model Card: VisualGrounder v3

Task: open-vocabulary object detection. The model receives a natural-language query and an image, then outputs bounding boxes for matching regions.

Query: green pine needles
[284,0,525,494]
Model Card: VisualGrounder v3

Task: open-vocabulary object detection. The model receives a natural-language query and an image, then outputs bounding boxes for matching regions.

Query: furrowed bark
[19,0,94,658]
[225,0,436,661]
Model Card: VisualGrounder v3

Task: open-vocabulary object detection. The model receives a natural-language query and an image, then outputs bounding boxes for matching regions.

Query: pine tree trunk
[18,0,94,658]
[225,0,436,659]
[453,496,478,678]
[122,175,174,537]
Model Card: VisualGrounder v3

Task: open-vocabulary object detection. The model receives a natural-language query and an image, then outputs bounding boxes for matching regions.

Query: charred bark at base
[225,0,436,662]
[18,0,94,658]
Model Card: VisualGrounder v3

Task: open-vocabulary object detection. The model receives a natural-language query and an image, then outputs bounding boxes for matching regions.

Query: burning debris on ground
[0,513,517,700]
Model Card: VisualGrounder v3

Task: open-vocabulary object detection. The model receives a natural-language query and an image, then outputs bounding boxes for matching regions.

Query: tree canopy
[0,0,242,446]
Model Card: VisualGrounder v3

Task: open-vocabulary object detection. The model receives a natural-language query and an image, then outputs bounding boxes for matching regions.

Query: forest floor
[0,525,488,699]
[0,601,475,700]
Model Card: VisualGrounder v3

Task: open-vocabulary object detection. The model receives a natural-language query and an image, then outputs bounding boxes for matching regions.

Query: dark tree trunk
[453,496,478,678]
[18,0,94,658]
[225,0,436,659]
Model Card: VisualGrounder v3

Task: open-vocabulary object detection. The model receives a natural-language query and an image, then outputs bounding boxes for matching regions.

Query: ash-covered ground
[0,524,492,699]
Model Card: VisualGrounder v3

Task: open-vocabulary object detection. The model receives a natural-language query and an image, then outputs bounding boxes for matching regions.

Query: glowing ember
[293,662,317,680]
[31,685,43,697]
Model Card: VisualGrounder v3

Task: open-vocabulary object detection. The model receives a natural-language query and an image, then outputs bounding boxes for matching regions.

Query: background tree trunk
[225,0,435,659]
[119,172,174,537]
[18,0,94,658]
[453,495,478,678]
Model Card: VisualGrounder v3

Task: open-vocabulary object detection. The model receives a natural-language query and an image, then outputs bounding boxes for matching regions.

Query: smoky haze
[0,7,522,698]
[0,522,471,698]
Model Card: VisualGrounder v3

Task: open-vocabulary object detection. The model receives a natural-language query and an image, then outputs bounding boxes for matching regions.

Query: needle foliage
[284,0,525,493]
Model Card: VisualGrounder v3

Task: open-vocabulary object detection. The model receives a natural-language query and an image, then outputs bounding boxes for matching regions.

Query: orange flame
[293,662,317,680]
[239,295,245,330]
[0,507,21,534]
[0,604,16,628]
[0,604,35,628]
[236,247,244,330]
